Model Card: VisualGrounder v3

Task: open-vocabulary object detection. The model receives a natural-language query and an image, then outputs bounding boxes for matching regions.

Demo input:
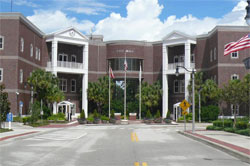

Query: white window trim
[231,52,239,59]
[71,79,76,92]
[174,80,179,93]
[71,55,77,62]
[59,53,68,62]
[0,68,3,82]
[30,44,33,57]
[0,36,4,50]
[60,79,67,92]
[38,49,41,61]
[231,104,239,116]
[231,74,239,80]
[20,69,23,84]
[35,47,38,60]
[20,38,24,52]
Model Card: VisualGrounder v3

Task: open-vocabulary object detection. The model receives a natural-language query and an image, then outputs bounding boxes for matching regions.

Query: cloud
[66,7,106,15]
[94,0,248,41]
[27,10,95,33]
[0,0,38,7]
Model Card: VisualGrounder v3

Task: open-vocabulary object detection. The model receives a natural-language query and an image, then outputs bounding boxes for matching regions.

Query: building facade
[0,13,249,119]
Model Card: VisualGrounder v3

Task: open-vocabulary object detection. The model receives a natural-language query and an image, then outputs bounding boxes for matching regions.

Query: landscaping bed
[0,128,13,133]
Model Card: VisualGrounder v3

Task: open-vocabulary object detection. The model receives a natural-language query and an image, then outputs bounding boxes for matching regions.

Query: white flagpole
[139,62,142,120]
[109,62,111,118]
[124,51,127,120]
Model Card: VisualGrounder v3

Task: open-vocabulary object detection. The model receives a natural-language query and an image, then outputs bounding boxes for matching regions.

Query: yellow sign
[180,99,191,111]
[182,110,188,115]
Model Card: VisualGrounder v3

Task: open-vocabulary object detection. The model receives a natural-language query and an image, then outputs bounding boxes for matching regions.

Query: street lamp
[16,92,19,116]
[198,88,203,123]
[176,66,196,133]
[245,0,250,26]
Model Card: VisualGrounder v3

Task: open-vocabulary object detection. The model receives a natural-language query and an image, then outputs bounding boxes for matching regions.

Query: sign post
[180,99,191,131]
[6,112,13,130]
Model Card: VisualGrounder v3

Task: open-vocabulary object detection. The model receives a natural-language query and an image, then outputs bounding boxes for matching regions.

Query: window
[30,44,33,57]
[0,68,3,82]
[20,69,23,83]
[0,36,4,50]
[214,48,216,61]
[231,104,239,116]
[71,55,77,62]
[174,80,179,93]
[35,47,38,59]
[214,75,217,82]
[174,56,179,63]
[180,80,185,93]
[59,54,68,62]
[231,52,238,59]
[38,49,41,61]
[20,38,24,52]
[59,79,67,92]
[231,74,239,80]
[191,54,195,63]
[109,58,143,71]
[71,79,76,92]
[210,50,213,62]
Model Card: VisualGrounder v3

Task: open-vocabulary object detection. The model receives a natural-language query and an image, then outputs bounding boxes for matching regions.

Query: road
[0,124,248,166]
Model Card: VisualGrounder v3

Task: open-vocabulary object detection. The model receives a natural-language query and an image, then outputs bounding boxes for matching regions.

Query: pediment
[49,27,89,41]
[163,31,195,41]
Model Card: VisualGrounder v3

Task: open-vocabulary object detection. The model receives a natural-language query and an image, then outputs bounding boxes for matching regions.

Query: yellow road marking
[142,162,148,166]
[134,162,140,166]
[131,132,139,142]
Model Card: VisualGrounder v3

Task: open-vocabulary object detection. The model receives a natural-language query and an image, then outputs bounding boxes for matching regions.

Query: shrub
[101,116,109,121]
[110,110,115,119]
[80,110,86,119]
[236,121,248,130]
[47,113,65,121]
[224,127,235,133]
[248,123,250,129]
[93,110,99,119]
[13,117,22,122]
[146,110,152,119]
[166,110,171,119]
[213,120,223,127]
[223,120,233,128]
[87,116,94,123]
[206,125,215,130]
[201,105,219,122]
[155,110,161,119]
[22,117,30,125]
[235,129,250,136]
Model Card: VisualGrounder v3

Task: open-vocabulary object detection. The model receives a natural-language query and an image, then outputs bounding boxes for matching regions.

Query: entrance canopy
[173,102,181,121]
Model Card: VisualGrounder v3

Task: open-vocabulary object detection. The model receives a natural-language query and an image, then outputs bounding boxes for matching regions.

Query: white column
[52,40,58,76]
[184,41,191,70]
[162,45,168,118]
[82,44,89,118]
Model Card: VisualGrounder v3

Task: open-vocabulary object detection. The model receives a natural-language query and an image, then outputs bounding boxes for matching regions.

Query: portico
[162,31,196,118]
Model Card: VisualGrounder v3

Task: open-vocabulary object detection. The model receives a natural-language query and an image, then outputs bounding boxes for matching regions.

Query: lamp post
[198,88,203,123]
[176,66,196,133]
[245,0,250,26]
[16,92,19,116]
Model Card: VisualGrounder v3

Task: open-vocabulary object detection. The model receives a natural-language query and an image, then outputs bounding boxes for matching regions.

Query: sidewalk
[179,129,250,164]
[0,121,78,142]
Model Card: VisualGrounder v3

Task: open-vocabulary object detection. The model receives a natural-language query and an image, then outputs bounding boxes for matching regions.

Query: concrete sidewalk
[0,121,78,142]
[179,129,250,164]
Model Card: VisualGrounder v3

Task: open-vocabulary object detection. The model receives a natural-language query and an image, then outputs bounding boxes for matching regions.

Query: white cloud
[1,0,38,7]
[27,10,95,34]
[66,7,106,15]
[94,0,248,41]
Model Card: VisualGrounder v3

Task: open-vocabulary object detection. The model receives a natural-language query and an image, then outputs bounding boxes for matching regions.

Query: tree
[27,69,64,105]
[241,74,250,106]
[222,79,245,127]
[0,84,10,128]
[88,76,113,115]
[201,79,220,105]
[136,81,162,115]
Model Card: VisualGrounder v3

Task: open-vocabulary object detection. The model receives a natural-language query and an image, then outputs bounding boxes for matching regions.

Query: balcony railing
[168,62,195,70]
[47,61,83,69]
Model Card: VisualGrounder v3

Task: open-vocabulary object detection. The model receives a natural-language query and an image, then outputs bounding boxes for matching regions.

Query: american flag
[224,34,250,56]
[124,59,128,71]
[109,67,115,79]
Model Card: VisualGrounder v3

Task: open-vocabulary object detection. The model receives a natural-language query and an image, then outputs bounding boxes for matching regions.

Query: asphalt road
[0,124,249,166]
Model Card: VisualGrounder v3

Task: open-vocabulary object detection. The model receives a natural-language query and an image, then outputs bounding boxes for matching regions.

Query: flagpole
[124,51,127,120]
[139,62,142,120]
[109,62,111,118]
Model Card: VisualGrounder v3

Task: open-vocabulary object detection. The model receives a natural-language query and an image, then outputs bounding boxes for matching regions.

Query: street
[0,124,248,166]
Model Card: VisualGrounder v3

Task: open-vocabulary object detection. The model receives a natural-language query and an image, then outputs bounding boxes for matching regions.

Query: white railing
[168,62,184,70]
[47,61,83,69]
[168,62,195,70]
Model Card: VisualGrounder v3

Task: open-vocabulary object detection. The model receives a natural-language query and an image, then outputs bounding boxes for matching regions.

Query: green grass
[28,121,49,127]
[0,128,13,133]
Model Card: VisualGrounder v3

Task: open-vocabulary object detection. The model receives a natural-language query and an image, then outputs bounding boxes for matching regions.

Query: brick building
[0,13,249,119]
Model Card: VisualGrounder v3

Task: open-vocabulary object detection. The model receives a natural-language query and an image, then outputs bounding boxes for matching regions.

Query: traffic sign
[6,113,13,122]
[180,99,191,111]
[19,101,23,107]
[182,110,188,115]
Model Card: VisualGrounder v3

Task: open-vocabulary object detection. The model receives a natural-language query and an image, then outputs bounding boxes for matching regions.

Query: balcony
[167,62,195,74]
[47,61,83,69]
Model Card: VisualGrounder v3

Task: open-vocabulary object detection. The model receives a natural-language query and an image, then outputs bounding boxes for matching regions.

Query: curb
[178,131,250,164]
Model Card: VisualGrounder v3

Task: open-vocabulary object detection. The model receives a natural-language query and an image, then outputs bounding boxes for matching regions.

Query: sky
[0,0,249,41]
